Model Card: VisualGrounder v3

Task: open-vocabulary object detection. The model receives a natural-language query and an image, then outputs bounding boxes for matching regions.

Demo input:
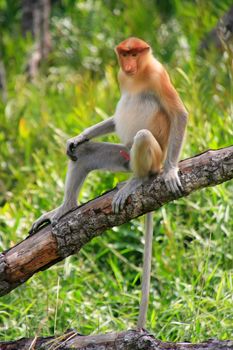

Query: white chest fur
[114,92,160,147]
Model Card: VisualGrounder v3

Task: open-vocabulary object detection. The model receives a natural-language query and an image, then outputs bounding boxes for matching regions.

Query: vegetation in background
[0,0,232,342]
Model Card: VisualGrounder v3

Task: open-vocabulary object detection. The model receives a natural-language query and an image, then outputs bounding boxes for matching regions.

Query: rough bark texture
[0,146,232,297]
[0,330,232,350]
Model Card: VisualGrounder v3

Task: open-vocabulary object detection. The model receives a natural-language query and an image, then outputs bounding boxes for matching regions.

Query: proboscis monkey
[30,37,188,329]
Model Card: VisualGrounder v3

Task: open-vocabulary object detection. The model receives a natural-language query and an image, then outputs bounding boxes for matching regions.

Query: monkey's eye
[132,53,138,57]
[122,52,128,57]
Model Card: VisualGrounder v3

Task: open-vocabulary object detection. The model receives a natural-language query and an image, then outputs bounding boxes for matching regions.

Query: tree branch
[0,329,232,350]
[0,146,232,297]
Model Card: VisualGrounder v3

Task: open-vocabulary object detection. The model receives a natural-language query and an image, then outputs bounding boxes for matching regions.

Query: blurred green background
[0,0,232,342]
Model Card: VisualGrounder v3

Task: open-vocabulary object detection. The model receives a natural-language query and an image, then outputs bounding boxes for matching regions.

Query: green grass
[0,0,233,343]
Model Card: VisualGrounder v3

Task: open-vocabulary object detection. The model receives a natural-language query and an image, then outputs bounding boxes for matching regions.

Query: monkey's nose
[125,65,132,72]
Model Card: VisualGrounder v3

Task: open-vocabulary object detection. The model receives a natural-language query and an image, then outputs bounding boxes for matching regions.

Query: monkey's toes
[29,222,40,235]
[29,218,50,235]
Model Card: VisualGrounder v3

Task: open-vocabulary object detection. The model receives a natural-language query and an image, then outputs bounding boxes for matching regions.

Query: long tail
[137,212,153,329]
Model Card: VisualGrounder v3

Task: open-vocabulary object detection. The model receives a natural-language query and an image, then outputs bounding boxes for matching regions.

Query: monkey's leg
[112,129,162,213]
[30,142,130,234]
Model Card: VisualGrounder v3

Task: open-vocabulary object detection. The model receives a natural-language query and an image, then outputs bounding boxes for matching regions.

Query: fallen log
[0,329,232,350]
[0,146,232,297]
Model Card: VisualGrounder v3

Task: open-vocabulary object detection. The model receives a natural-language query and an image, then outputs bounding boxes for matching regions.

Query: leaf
[19,118,29,139]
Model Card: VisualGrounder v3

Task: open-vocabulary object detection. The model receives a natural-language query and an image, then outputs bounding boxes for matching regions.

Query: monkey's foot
[112,178,143,214]
[29,204,77,235]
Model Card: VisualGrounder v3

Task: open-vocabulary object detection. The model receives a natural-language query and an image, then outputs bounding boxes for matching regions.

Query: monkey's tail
[137,212,153,330]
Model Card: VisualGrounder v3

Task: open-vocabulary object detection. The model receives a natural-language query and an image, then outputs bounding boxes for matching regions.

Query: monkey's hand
[163,167,182,196]
[66,134,89,161]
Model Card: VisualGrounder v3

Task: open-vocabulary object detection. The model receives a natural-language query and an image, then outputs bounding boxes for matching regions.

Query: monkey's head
[115,37,151,76]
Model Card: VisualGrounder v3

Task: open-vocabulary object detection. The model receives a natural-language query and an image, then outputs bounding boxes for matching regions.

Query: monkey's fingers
[66,137,89,161]
[112,194,121,214]
[165,176,182,196]
[66,143,78,161]
[176,175,183,192]
[112,191,129,214]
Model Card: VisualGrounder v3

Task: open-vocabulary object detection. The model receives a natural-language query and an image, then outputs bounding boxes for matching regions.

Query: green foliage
[0,0,233,343]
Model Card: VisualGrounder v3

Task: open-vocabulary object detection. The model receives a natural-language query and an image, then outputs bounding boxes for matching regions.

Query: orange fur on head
[115,37,150,54]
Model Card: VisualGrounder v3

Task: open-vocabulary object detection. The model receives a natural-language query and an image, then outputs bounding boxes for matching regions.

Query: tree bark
[0,329,232,350]
[0,59,7,102]
[22,0,35,37]
[0,146,232,297]
[22,0,52,79]
[200,5,233,52]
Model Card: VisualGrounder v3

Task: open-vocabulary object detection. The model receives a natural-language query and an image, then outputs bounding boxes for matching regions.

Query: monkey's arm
[163,113,188,194]
[67,117,115,160]
[153,69,188,194]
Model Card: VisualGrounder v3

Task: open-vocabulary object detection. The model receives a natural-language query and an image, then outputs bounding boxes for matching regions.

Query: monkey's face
[119,52,139,76]
[115,37,151,77]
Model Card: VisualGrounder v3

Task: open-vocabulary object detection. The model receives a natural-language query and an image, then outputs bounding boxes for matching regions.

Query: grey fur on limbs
[67,117,115,160]
[30,141,130,233]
